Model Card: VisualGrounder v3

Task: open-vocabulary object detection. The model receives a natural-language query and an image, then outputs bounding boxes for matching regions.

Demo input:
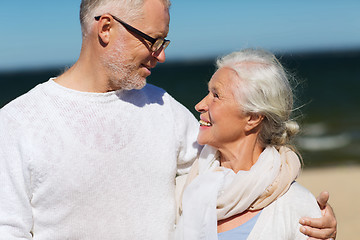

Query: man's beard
[101,40,147,91]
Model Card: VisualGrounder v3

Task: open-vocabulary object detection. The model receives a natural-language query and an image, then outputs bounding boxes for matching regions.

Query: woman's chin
[197,138,207,146]
[197,138,215,148]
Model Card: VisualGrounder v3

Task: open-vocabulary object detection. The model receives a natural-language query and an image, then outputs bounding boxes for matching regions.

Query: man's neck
[55,57,110,93]
[54,40,114,93]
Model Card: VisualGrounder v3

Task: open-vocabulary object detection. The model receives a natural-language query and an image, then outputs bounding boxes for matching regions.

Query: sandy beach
[297,165,360,240]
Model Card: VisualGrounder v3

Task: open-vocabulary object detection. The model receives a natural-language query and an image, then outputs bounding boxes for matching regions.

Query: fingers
[316,191,329,210]
[300,214,329,229]
[303,204,336,229]
[299,225,336,239]
[299,202,337,239]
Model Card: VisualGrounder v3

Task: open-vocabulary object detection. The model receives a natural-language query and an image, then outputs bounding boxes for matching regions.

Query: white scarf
[174,145,301,240]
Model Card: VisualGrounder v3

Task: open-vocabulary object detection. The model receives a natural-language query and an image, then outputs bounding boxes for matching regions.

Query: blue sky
[0,0,359,71]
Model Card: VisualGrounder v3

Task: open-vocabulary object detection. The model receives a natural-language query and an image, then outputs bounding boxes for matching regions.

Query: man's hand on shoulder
[299,191,337,240]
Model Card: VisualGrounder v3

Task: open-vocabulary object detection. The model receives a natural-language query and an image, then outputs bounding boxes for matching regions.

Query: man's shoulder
[128,83,180,106]
[1,81,48,123]
[140,83,173,101]
[142,83,167,94]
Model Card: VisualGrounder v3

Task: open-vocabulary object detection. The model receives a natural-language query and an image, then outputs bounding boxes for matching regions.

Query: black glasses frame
[94,14,170,52]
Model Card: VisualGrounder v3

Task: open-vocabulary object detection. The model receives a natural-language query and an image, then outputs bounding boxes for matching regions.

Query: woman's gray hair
[216,48,299,147]
[79,0,171,38]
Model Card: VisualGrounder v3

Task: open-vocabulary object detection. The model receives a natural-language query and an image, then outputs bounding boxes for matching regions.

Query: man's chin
[122,77,147,90]
[132,82,147,90]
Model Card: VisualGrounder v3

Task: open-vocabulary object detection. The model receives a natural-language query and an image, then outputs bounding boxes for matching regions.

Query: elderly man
[0,0,336,239]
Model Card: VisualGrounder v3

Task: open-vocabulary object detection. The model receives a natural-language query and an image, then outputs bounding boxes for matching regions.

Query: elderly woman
[175,49,327,240]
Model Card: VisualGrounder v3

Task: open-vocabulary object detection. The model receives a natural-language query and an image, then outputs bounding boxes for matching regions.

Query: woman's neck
[218,138,264,173]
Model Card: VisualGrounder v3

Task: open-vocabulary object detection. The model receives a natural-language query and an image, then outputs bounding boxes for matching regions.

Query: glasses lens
[162,40,170,50]
[151,39,164,52]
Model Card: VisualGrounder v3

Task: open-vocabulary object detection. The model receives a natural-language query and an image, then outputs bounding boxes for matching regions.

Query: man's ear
[245,113,264,132]
[96,15,112,45]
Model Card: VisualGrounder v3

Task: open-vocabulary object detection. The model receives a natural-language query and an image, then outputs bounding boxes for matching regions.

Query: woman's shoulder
[283,182,318,204]
[274,181,322,218]
[247,182,321,239]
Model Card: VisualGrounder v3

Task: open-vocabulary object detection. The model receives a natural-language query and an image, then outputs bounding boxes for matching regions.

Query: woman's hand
[299,191,337,239]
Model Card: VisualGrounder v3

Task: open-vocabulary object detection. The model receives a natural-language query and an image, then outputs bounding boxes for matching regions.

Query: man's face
[103,0,170,90]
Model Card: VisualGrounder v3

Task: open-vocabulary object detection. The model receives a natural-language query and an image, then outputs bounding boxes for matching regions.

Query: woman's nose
[195,96,208,113]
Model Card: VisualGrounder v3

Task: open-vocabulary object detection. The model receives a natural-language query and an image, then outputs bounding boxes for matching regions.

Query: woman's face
[195,67,249,149]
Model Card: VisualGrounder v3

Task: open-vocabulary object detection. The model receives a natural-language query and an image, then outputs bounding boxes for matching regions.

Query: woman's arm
[299,191,337,240]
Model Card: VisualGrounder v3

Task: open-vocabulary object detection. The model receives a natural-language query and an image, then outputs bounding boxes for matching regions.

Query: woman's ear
[96,15,112,45]
[245,113,264,132]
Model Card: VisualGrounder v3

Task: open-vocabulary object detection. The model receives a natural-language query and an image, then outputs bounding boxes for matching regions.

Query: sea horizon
[1,48,360,168]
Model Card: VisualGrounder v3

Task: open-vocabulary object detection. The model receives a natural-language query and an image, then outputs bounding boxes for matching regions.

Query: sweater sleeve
[167,94,202,176]
[0,110,33,239]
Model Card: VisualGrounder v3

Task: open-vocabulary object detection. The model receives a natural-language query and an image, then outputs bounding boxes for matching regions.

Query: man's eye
[213,93,219,98]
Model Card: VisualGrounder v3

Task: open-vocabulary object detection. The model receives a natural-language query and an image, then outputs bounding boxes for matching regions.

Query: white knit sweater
[0,79,201,240]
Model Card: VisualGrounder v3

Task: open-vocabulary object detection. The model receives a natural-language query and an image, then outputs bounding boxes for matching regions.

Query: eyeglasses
[94,14,170,52]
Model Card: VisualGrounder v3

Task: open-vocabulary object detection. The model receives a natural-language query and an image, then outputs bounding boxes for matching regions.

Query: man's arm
[299,191,337,240]
[167,94,202,176]
[0,111,33,239]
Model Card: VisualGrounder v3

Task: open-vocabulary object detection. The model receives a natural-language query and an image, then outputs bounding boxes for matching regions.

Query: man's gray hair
[216,48,300,147]
[79,0,171,37]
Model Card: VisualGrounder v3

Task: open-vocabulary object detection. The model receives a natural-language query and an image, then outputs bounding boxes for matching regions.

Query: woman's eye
[213,93,219,98]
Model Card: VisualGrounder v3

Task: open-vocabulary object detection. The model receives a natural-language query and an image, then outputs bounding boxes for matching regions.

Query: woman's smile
[199,119,212,127]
